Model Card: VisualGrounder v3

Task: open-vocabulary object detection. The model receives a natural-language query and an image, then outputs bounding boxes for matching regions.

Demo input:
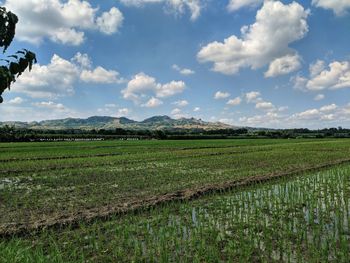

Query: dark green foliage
[0,7,37,103]
[0,7,17,52]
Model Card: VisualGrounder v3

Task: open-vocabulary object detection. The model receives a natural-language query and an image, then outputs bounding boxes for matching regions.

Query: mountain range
[0,116,236,130]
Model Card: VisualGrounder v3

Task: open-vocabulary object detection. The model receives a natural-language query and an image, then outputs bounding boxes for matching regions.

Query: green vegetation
[1,121,349,142]
[0,7,36,103]
[0,139,349,262]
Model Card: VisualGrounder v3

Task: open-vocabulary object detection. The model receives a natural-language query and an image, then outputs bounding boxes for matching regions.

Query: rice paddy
[0,139,349,262]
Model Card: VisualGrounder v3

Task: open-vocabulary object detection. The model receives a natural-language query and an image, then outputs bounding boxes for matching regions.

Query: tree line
[0,125,349,142]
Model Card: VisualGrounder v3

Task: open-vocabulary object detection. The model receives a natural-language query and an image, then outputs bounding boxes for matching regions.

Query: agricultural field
[0,139,350,262]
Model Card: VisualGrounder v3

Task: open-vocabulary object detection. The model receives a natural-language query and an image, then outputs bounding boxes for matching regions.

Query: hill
[0,115,236,131]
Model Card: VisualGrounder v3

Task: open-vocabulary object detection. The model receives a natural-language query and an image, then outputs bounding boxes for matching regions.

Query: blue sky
[1,0,350,129]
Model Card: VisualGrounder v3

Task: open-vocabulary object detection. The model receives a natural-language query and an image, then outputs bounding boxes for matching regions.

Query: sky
[0,0,350,129]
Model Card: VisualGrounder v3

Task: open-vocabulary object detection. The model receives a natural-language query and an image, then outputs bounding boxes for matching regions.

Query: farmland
[0,139,350,262]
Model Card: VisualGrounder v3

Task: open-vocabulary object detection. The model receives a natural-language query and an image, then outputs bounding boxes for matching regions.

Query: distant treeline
[0,125,349,142]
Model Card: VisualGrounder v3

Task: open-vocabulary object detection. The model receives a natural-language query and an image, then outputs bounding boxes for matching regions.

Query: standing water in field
[1,165,349,262]
[128,166,350,262]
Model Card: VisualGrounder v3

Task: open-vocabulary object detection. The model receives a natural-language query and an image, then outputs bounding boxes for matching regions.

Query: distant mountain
[0,115,237,131]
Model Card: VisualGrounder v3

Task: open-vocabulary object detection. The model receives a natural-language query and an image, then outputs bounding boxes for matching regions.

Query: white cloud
[119,0,202,21]
[309,60,325,78]
[172,64,195,75]
[13,54,79,98]
[227,0,263,12]
[142,97,164,108]
[255,101,275,111]
[227,97,242,106]
[214,91,231,99]
[7,97,24,105]
[193,107,200,112]
[197,1,309,76]
[12,53,123,98]
[314,94,325,101]
[306,61,350,91]
[170,107,189,118]
[245,91,261,103]
[157,81,186,97]
[312,0,350,16]
[122,72,186,104]
[291,74,308,90]
[4,0,124,45]
[173,100,189,107]
[117,108,130,116]
[264,54,302,78]
[238,102,350,128]
[97,106,131,117]
[320,103,337,112]
[291,109,320,120]
[80,67,124,84]
[33,101,66,111]
[0,103,79,122]
[290,104,339,123]
[50,28,85,46]
[72,52,92,69]
[171,108,182,115]
[239,112,282,126]
[278,106,288,112]
[96,7,124,35]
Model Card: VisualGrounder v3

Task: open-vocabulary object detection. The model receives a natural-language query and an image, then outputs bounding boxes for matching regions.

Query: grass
[1,164,349,262]
[0,138,350,262]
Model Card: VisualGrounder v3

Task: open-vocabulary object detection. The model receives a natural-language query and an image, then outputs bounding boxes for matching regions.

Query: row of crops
[1,164,349,262]
[1,139,350,234]
[0,139,350,261]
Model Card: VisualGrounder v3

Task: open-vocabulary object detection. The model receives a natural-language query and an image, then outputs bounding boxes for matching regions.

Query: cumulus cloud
[320,103,337,112]
[307,61,350,91]
[214,91,231,100]
[289,103,344,124]
[295,60,350,92]
[255,101,275,111]
[4,0,124,45]
[72,52,92,69]
[122,72,186,104]
[197,1,309,76]
[291,109,321,120]
[33,101,66,111]
[238,102,350,128]
[13,54,79,98]
[193,107,200,112]
[117,108,130,117]
[171,108,182,115]
[80,67,124,84]
[227,0,263,12]
[309,60,325,78]
[173,100,189,107]
[227,97,242,106]
[0,102,79,122]
[239,111,282,126]
[172,64,195,75]
[245,91,261,103]
[119,0,202,21]
[12,53,123,98]
[244,90,286,114]
[264,54,302,78]
[314,94,325,101]
[7,97,24,105]
[97,106,131,117]
[142,97,164,108]
[312,0,350,16]
[96,7,124,35]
